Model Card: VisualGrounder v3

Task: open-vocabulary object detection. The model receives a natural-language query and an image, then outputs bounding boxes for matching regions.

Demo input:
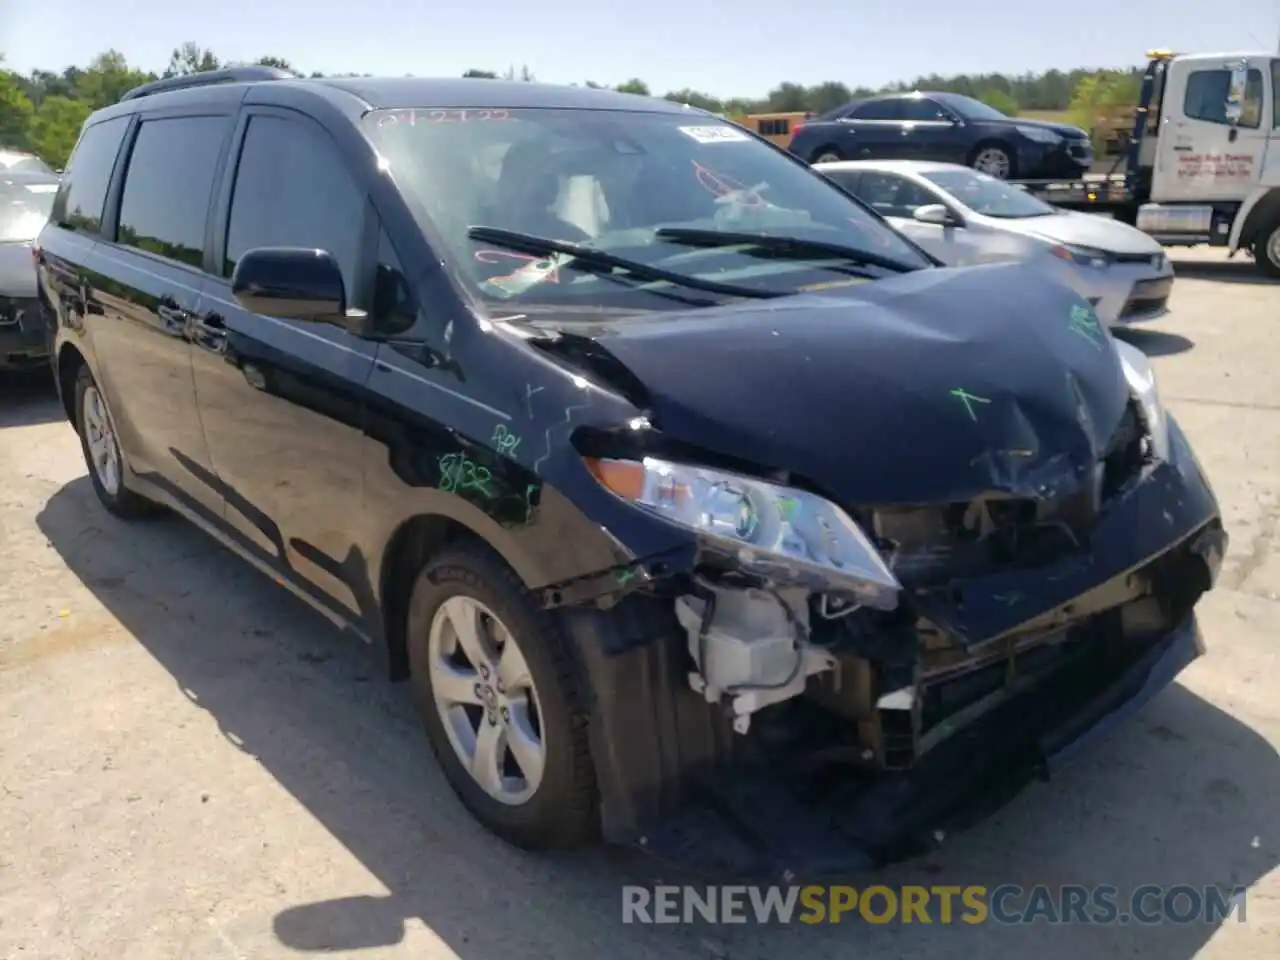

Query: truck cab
[1131,50,1280,274]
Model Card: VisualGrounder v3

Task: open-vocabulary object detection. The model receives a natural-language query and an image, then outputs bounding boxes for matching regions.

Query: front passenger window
[224,116,367,302]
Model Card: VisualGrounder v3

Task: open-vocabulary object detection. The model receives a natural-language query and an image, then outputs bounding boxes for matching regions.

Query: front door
[190,109,378,625]
[1154,57,1272,202]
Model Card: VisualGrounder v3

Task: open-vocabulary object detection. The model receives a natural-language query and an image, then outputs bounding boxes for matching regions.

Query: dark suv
[788,91,1093,180]
[37,68,1225,876]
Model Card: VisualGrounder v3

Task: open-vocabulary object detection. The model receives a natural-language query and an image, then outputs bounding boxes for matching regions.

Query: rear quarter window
[50,116,130,235]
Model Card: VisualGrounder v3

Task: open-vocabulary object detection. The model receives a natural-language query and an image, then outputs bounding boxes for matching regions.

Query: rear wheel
[1253,217,1280,279]
[969,143,1015,179]
[74,366,158,520]
[811,146,845,164]
[406,543,598,849]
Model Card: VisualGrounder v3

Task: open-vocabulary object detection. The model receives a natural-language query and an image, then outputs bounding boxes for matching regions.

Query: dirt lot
[1,249,1278,959]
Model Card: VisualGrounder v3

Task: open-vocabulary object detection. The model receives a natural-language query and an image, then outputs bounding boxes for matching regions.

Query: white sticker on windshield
[678,125,751,144]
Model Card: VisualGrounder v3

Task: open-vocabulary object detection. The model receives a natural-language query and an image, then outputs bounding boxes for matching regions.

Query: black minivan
[36,68,1226,876]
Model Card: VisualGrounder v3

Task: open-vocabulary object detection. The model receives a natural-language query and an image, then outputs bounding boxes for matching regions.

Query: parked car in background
[818,160,1174,327]
[38,70,1225,877]
[1,170,60,371]
[0,150,55,175]
[790,92,1093,180]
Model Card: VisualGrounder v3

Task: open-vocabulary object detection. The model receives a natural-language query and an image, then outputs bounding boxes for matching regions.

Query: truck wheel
[405,542,599,849]
[969,142,1015,179]
[1254,219,1280,279]
[74,365,159,520]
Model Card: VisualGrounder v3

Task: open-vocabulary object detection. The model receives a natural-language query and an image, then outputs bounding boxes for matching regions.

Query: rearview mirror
[913,203,957,226]
[231,247,350,328]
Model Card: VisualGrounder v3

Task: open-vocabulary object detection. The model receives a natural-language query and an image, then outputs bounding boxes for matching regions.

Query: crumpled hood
[1002,210,1166,258]
[588,262,1130,506]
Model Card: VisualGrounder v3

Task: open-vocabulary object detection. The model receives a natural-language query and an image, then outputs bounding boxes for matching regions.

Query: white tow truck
[1018,49,1280,277]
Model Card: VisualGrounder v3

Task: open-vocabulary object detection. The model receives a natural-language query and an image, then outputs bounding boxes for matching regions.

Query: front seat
[493,142,592,242]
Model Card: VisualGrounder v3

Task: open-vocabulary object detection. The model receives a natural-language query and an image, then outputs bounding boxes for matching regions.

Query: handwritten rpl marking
[492,424,521,457]
[950,387,992,421]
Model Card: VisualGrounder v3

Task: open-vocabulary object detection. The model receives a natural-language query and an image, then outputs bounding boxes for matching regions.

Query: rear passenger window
[51,116,129,235]
[116,116,229,268]
[224,116,366,297]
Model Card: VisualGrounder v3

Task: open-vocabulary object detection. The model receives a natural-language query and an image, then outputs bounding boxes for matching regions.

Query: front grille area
[1121,275,1173,319]
[1112,252,1164,268]
[868,401,1149,587]
[1068,141,1093,160]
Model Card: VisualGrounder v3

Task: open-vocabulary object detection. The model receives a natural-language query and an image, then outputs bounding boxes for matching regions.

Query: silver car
[816,159,1174,327]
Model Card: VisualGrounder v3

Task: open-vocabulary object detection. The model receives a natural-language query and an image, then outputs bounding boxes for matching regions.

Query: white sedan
[815,159,1174,327]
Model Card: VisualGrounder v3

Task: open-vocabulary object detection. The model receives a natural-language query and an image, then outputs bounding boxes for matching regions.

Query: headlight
[1050,243,1110,268]
[584,456,900,608]
[1115,340,1170,460]
[1015,124,1063,145]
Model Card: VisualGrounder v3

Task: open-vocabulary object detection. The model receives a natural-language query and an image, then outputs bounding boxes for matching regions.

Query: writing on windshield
[365,106,930,307]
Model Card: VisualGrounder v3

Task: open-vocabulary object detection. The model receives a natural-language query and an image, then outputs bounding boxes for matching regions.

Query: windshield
[364,107,931,311]
[0,152,53,175]
[947,96,1013,122]
[920,169,1056,219]
[0,179,57,242]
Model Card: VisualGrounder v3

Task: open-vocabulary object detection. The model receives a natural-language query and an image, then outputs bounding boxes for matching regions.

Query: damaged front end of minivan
[517,267,1227,880]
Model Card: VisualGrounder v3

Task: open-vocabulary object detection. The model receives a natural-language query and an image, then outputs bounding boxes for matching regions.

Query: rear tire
[1253,218,1280,279]
[810,146,845,164]
[968,142,1016,179]
[406,542,598,849]
[74,365,159,520]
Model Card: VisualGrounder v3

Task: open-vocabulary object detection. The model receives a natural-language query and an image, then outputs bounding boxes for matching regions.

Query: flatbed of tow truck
[1015,171,1135,216]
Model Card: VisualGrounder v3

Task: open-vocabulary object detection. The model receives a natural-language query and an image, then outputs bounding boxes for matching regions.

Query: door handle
[1227,128,1238,143]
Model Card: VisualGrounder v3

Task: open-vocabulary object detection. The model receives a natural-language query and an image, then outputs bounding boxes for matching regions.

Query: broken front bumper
[564,414,1225,879]
[635,610,1207,880]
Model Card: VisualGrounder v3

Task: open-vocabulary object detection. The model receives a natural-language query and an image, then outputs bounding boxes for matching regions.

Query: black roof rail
[119,66,295,103]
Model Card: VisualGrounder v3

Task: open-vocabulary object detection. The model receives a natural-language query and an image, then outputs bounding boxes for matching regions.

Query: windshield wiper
[467,226,785,300]
[654,228,921,274]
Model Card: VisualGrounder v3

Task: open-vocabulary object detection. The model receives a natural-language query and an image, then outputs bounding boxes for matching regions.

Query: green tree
[615,78,650,96]
[463,69,499,79]
[662,88,722,112]
[254,56,295,72]
[165,42,220,77]
[502,64,535,82]
[24,95,90,169]
[0,61,35,149]
[977,89,1019,116]
[72,51,155,110]
[1068,70,1141,149]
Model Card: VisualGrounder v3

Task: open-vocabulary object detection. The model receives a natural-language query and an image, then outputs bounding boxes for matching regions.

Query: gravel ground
[1,248,1277,959]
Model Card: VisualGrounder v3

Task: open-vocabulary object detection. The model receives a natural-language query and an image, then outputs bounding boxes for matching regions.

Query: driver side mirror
[231,247,357,331]
[913,203,959,226]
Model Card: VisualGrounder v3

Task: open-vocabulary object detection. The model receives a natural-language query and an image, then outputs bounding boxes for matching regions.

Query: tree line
[1,42,1144,169]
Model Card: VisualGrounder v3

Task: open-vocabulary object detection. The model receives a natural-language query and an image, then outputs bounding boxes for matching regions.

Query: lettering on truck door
[1154,57,1269,203]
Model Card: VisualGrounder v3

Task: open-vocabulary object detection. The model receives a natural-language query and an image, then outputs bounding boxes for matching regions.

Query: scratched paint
[1068,304,1105,349]
[950,387,992,421]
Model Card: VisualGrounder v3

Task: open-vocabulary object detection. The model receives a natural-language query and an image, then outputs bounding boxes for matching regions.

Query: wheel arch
[56,342,86,425]
[1234,187,1280,250]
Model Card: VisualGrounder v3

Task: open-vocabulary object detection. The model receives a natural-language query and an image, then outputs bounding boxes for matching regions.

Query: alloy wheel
[82,384,121,496]
[972,148,1011,179]
[427,595,546,805]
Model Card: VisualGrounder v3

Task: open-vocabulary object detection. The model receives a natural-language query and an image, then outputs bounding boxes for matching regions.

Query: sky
[3,0,1279,99]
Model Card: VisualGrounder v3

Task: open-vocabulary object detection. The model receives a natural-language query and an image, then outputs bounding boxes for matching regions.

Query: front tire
[74,365,158,520]
[1253,217,1280,279]
[406,542,598,849]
